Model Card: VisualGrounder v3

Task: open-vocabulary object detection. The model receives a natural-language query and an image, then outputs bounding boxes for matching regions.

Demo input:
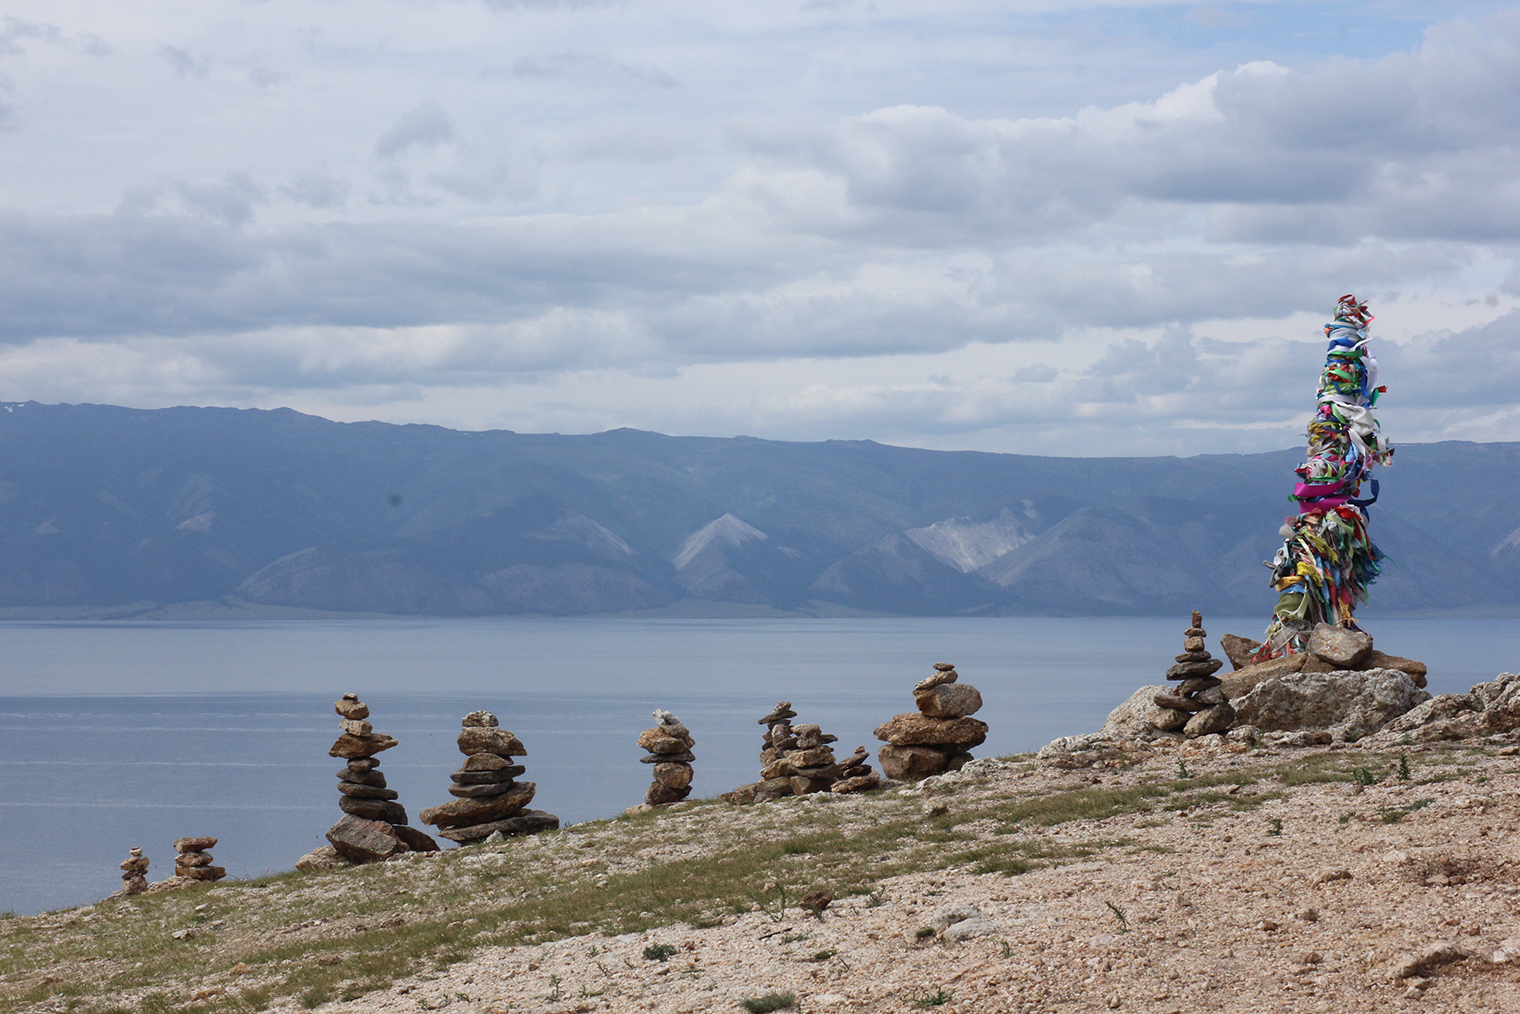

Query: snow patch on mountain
[531,511,634,558]
[673,514,766,570]
[905,507,1034,574]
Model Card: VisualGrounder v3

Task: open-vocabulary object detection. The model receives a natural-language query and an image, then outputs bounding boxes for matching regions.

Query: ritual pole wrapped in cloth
[1253,295,1393,661]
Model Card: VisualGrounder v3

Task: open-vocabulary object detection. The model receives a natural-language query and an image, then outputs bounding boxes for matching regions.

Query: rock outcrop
[638,709,695,807]
[1366,672,1520,744]
[1221,624,1427,690]
[420,711,559,844]
[876,664,987,781]
[1232,669,1431,743]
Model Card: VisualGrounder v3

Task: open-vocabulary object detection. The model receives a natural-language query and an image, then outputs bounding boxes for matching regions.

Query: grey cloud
[374,101,455,158]
[247,66,292,89]
[512,52,677,88]
[158,44,210,79]
[279,173,349,209]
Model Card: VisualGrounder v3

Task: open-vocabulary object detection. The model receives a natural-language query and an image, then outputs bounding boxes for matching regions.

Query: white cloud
[0,1,1514,452]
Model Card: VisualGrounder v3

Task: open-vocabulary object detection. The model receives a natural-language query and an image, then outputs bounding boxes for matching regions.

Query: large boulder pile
[1232,669,1430,743]
[875,663,987,781]
[1366,673,1520,744]
[1220,623,1427,692]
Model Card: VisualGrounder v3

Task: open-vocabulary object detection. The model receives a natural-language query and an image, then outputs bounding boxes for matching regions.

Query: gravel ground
[303,739,1520,1014]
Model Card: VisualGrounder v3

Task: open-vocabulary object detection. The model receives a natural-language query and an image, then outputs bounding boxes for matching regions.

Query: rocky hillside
[1,401,1518,616]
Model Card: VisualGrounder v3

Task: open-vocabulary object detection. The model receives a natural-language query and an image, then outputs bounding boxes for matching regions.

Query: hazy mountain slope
[0,402,1514,616]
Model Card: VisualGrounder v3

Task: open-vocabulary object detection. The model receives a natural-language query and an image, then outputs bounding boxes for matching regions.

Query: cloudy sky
[0,1,1516,455]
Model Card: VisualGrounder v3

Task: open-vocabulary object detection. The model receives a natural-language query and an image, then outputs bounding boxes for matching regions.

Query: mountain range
[1,401,1517,618]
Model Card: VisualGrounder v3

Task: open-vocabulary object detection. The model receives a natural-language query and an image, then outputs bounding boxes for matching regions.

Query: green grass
[741,992,797,1012]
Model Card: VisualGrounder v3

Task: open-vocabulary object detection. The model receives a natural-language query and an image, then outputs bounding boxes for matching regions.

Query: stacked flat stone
[324,693,439,862]
[1151,611,1235,738]
[875,663,988,781]
[173,836,225,882]
[719,701,880,803]
[118,846,148,896]
[639,709,695,806]
[420,711,560,844]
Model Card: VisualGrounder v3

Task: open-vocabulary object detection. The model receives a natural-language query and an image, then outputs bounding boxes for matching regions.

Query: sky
[0,1,1517,456]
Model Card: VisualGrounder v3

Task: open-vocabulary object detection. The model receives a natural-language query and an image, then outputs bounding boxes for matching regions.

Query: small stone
[346,757,380,773]
[933,662,956,671]
[1311,868,1353,886]
[295,846,351,871]
[800,890,831,915]
[339,718,373,736]
[325,814,404,862]
[1177,676,1222,695]
[914,683,984,718]
[789,775,834,796]
[392,825,440,853]
[457,727,527,758]
[831,774,880,793]
[793,724,824,749]
[1152,707,1190,731]
[451,766,524,784]
[338,796,408,823]
[914,669,958,692]
[337,767,387,787]
[1165,659,1224,680]
[329,732,399,759]
[120,856,150,872]
[757,702,797,724]
[1184,703,1235,738]
[337,781,400,800]
[637,728,693,754]
[421,782,536,829]
[178,866,226,882]
[1154,691,1207,713]
[1219,633,1262,670]
[652,762,694,790]
[874,713,988,749]
[448,780,521,798]
[1307,622,1373,668]
[1184,627,1206,638]
[1195,686,1228,707]
[335,694,369,721]
[175,852,213,868]
[173,836,217,853]
[1183,635,1205,652]
[878,744,949,780]
[1174,651,1212,663]
[645,781,690,805]
[461,710,498,728]
[788,746,837,768]
[461,752,512,771]
[432,810,560,843]
[1393,941,1466,979]
[641,750,694,763]
[943,918,1002,942]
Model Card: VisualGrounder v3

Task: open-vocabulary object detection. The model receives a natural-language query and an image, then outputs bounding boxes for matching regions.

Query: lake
[0,615,1513,915]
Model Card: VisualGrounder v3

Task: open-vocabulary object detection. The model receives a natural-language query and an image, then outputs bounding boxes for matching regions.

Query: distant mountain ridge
[0,401,1517,617]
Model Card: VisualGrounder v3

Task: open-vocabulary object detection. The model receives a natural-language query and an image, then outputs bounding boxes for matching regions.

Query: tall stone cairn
[875,663,988,781]
[420,711,560,845]
[117,846,148,896]
[639,709,695,806]
[324,693,439,862]
[1150,611,1235,738]
[172,837,225,883]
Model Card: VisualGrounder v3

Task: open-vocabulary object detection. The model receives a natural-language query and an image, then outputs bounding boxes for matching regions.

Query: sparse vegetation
[913,988,954,1007]
[741,991,797,1012]
[642,943,677,962]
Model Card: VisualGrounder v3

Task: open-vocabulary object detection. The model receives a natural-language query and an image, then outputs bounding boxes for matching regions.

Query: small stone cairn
[1151,611,1234,738]
[117,846,148,896]
[318,693,439,864]
[875,663,988,781]
[172,837,225,883]
[419,711,560,844]
[638,709,695,807]
[719,701,879,804]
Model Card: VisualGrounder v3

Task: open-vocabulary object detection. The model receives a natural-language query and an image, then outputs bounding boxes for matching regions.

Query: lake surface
[0,615,1514,915]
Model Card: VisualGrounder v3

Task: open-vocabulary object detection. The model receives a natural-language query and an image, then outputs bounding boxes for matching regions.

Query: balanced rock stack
[719,701,877,803]
[118,846,149,896]
[173,837,225,883]
[875,663,988,781]
[323,693,438,863]
[638,709,696,806]
[829,743,880,794]
[420,711,560,844]
[1150,611,1235,738]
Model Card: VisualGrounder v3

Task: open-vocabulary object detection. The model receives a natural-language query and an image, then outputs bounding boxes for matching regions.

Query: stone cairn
[719,701,879,804]
[322,693,438,863]
[638,709,695,807]
[118,846,148,896]
[172,836,225,883]
[1151,611,1234,738]
[420,711,560,845]
[875,663,988,781]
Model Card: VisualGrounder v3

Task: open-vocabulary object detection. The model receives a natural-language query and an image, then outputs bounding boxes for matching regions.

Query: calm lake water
[0,615,1513,915]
